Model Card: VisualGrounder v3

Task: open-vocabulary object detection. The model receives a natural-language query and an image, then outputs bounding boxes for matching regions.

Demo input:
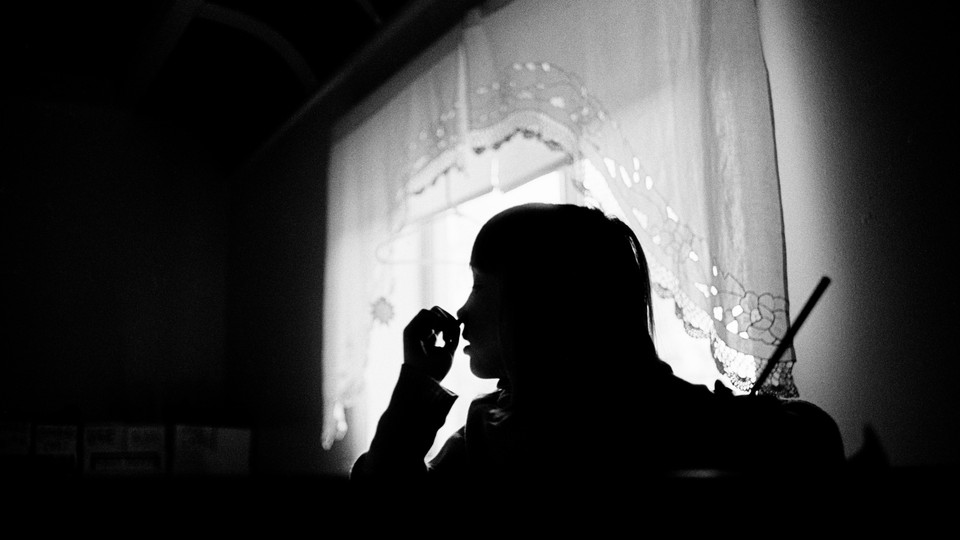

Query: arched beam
[197,3,319,93]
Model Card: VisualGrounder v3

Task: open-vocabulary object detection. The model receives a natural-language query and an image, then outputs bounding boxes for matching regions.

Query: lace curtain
[322,0,795,451]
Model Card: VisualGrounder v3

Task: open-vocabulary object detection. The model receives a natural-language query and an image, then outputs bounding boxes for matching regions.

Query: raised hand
[403,306,461,382]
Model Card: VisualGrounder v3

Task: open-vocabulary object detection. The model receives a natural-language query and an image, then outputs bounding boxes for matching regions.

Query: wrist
[402,361,441,382]
[398,363,457,400]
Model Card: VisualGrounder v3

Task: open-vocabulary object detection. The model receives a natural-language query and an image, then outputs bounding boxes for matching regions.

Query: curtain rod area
[240,0,486,173]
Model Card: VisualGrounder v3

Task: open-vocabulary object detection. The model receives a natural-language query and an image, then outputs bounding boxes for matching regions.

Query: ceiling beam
[121,0,205,107]
[197,3,319,93]
[352,0,384,27]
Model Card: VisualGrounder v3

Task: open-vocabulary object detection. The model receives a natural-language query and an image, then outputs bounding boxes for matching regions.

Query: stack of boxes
[0,422,251,477]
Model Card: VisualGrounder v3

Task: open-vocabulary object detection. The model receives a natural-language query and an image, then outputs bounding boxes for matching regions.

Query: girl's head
[457,203,657,402]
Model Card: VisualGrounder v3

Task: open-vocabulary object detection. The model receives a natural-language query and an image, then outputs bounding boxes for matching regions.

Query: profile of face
[457,267,505,379]
[455,202,655,387]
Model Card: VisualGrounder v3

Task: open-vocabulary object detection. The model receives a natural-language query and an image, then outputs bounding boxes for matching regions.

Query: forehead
[470,204,550,269]
[471,266,498,281]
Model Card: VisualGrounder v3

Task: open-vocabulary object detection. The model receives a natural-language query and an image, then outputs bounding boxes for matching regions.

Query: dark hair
[471,203,657,406]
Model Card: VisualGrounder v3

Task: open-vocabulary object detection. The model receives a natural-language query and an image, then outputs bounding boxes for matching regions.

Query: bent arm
[351,363,458,480]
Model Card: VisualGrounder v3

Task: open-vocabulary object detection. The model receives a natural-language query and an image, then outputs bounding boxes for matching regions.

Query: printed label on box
[0,422,31,455]
[35,425,78,456]
[83,424,166,475]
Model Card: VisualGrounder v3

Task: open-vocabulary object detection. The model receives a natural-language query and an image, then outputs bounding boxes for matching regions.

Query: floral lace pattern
[470,61,605,156]
[403,107,462,197]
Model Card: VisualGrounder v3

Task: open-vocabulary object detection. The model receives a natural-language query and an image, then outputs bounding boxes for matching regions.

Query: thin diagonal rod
[750,276,831,396]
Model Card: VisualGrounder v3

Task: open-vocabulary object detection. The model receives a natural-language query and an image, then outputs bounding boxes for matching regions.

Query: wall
[226,106,338,475]
[0,97,228,426]
[758,0,958,465]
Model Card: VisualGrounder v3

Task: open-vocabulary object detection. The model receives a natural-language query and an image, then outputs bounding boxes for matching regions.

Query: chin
[469,357,498,379]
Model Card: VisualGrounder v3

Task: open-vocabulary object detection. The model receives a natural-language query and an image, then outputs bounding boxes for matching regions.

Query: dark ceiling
[2,0,479,170]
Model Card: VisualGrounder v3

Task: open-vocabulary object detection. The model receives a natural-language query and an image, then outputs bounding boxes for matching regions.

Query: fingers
[405,306,461,350]
[430,306,461,354]
[402,306,461,382]
[430,306,461,335]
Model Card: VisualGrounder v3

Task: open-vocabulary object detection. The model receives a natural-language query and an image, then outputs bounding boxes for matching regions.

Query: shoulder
[466,388,512,426]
